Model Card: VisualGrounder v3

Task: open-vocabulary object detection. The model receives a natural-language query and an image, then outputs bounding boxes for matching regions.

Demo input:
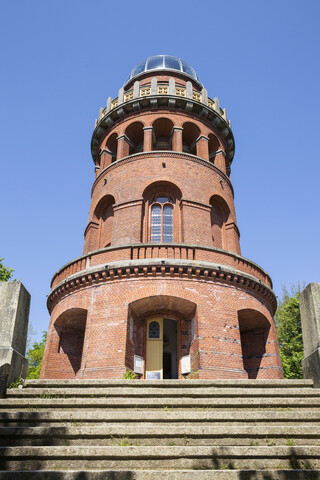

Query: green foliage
[26,332,47,379]
[275,285,304,379]
[0,258,14,282]
[123,369,137,379]
[8,376,24,389]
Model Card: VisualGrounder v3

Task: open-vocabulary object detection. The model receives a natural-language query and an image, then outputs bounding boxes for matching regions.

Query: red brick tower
[41,56,283,380]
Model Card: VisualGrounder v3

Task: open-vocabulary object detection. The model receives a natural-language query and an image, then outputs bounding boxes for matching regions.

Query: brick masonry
[41,65,283,380]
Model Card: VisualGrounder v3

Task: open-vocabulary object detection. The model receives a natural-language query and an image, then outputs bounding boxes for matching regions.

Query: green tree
[0,258,14,281]
[275,285,304,379]
[26,332,47,379]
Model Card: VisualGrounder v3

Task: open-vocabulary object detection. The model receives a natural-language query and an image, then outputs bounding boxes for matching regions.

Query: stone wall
[300,283,320,387]
[0,282,30,388]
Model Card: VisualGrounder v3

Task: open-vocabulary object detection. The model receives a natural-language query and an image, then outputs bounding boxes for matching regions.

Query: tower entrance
[146,317,178,379]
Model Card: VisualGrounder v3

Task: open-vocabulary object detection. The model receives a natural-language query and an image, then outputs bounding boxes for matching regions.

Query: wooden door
[146,317,163,379]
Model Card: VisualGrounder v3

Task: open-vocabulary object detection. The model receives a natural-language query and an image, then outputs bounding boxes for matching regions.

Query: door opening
[163,318,178,379]
[145,317,178,379]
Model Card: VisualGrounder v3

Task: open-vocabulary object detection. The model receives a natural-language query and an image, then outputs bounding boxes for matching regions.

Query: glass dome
[124,55,203,87]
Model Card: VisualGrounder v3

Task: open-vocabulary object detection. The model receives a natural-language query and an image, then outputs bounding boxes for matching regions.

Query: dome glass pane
[181,61,195,77]
[147,56,164,70]
[124,56,203,87]
[164,56,181,71]
[132,60,146,77]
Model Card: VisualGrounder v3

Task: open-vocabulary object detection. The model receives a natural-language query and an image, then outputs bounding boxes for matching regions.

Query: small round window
[149,321,160,338]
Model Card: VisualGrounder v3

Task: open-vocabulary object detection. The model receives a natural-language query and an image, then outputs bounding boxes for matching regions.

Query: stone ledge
[47,258,276,314]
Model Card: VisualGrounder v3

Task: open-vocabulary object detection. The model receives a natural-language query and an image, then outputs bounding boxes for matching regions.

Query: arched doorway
[145,317,178,379]
[127,295,197,379]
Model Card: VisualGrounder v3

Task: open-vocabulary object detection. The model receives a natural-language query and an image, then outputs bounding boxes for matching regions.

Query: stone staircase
[0,379,320,478]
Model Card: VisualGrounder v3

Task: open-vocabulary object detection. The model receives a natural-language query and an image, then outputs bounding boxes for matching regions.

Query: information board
[134,355,144,374]
[181,355,191,374]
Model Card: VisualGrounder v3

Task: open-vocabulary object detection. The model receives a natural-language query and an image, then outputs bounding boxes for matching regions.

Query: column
[143,126,153,152]
[100,149,113,169]
[117,135,130,160]
[172,127,183,152]
[214,151,227,174]
[195,135,209,161]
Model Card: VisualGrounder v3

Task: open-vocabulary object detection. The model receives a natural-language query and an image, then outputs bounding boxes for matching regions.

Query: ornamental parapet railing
[91,78,235,164]
[95,80,229,127]
[51,243,272,290]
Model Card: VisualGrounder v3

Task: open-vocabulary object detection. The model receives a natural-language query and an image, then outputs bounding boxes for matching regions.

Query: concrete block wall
[0,282,30,387]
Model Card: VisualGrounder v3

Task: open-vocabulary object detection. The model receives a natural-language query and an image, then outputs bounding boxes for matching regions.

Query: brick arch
[93,194,115,248]
[105,132,118,161]
[126,295,198,377]
[238,308,272,379]
[209,194,231,249]
[152,118,174,151]
[208,134,220,159]
[182,121,201,155]
[129,295,196,319]
[142,181,182,243]
[41,308,88,379]
[125,121,144,155]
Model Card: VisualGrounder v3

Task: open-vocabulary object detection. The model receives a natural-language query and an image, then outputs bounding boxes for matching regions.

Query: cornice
[91,94,235,165]
[47,258,277,315]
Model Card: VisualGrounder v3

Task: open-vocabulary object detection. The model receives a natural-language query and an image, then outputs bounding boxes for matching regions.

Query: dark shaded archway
[54,308,87,375]
[238,309,270,379]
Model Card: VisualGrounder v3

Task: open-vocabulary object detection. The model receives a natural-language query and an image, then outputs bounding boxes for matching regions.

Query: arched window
[142,182,181,243]
[210,195,230,249]
[208,134,220,163]
[106,133,118,162]
[153,118,174,151]
[125,122,144,155]
[93,195,115,249]
[182,122,200,155]
[151,195,173,242]
[148,321,160,338]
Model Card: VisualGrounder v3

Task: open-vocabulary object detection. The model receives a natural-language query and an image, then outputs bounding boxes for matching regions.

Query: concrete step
[1,409,320,426]
[2,380,320,476]
[0,470,320,479]
[24,379,314,388]
[1,425,320,446]
[1,445,320,470]
[2,396,320,409]
[7,387,320,398]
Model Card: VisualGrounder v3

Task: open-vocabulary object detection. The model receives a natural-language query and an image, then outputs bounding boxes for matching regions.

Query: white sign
[181,355,191,374]
[146,371,161,379]
[134,355,144,374]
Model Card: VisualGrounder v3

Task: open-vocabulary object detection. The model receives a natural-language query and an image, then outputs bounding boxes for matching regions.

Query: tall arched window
[151,195,173,242]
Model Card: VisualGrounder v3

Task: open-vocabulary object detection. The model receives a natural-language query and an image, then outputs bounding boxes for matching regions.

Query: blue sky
[1,0,319,341]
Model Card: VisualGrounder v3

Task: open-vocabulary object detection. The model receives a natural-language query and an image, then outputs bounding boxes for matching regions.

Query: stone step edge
[1,425,320,437]
[24,379,314,388]
[0,470,319,479]
[2,398,320,407]
[7,387,320,398]
[1,411,320,420]
[2,446,320,457]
